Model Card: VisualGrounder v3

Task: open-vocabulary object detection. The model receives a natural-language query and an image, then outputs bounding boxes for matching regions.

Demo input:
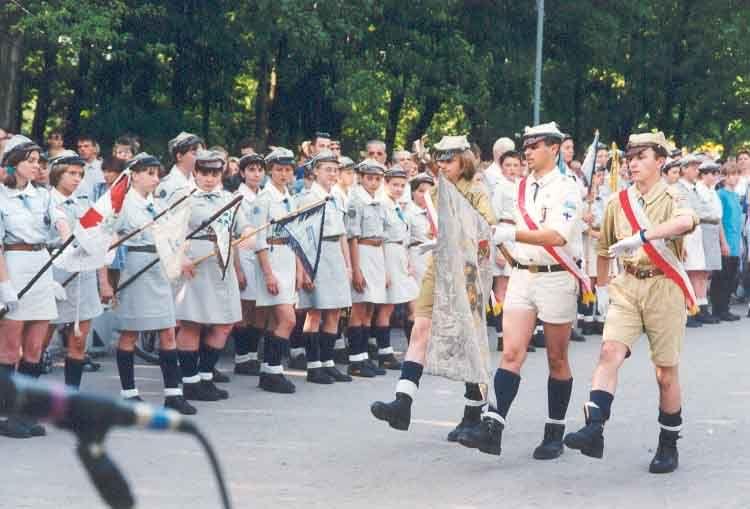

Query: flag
[581,130,600,187]
[53,229,116,273]
[272,201,327,279]
[425,175,493,386]
[210,201,242,280]
[74,171,131,254]
[152,204,191,281]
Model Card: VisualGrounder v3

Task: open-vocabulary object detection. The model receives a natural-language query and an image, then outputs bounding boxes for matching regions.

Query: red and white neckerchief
[617,187,699,315]
[517,176,595,303]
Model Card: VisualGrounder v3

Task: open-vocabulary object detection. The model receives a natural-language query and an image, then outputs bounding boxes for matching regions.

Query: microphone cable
[179,420,232,509]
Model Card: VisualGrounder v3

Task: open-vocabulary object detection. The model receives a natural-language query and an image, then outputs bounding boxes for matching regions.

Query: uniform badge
[348,209,357,218]
[252,206,261,215]
[44,214,51,226]
[159,189,167,198]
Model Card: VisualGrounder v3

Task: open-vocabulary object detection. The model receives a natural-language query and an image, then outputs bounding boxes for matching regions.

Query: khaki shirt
[597,180,698,267]
[430,177,497,226]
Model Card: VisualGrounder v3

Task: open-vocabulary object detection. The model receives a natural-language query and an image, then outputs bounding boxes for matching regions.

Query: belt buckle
[528,265,539,273]
[636,269,648,279]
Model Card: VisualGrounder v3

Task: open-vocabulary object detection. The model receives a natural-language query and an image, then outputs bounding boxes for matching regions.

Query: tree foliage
[1,0,749,158]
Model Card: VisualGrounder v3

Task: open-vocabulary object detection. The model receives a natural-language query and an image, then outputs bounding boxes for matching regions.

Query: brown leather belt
[127,245,157,253]
[192,234,218,242]
[511,261,565,273]
[408,241,423,248]
[3,243,46,252]
[358,238,384,247]
[700,218,720,225]
[268,238,288,246]
[624,263,664,279]
[322,235,342,242]
[498,219,515,225]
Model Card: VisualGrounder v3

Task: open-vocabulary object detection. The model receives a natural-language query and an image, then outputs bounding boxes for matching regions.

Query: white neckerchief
[6,181,38,199]
[265,182,291,203]
[237,183,258,202]
[354,184,378,205]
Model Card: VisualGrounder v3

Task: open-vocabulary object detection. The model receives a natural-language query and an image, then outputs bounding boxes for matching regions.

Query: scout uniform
[232,153,265,376]
[565,132,698,474]
[296,151,353,384]
[405,190,434,286]
[48,155,103,328]
[382,169,419,306]
[491,171,517,277]
[675,154,706,272]
[458,123,582,460]
[0,135,65,438]
[155,132,204,208]
[252,147,298,394]
[112,154,192,415]
[371,135,496,438]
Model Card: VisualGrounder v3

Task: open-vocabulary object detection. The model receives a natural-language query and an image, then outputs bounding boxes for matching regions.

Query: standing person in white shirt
[459,122,585,461]
[155,131,204,208]
[483,137,516,196]
[75,135,104,199]
[696,160,724,319]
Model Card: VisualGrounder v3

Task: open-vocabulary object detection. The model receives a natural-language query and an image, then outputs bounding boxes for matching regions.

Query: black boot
[686,315,703,328]
[649,429,680,474]
[202,379,229,399]
[364,358,386,376]
[212,368,231,383]
[183,381,222,402]
[532,423,565,460]
[348,361,377,378]
[570,329,586,342]
[333,348,349,365]
[306,367,335,384]
[324,365,352,382]
[446,404,482,443]
[697,305,720,324]
[288,353,307,370]
[234,359,261,376]
[0,416,33,439]
[258,373,296,394]
[564,404,605,458]
[370,393,412,431]
[458,415,504,456]
[378,353,402,370]
[164,395,197,415]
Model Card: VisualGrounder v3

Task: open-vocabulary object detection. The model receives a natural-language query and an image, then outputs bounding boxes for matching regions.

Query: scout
[564,132,698,474]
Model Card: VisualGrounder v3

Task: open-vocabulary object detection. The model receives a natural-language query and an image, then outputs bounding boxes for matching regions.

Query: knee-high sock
[375,326,393,355]
[178,349,200,384]
[234,325,251,357]
[64,357,85,389]
[264,335,287,374]
[159,349,182,396]
[198,345,222,381]
[319,332,337,367]
[395,361,423,401]
[486,368,521,424]
[547,377,573,423]
[116,349,137,397]
[289,321,305,358]
[589,390,614,421]
[348,327,367,362]
[304,332,321,369]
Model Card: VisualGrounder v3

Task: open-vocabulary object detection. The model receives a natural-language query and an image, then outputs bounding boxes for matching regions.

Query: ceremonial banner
[211,201,242,280]
[425,175,493,385]
[53,227,116,273]
[74,171,130,255]
[272,201,326,280]
[153,204,191,281]
[581,130,600,187]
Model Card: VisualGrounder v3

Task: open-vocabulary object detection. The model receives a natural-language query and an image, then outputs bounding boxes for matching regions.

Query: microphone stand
[76,432,135,509]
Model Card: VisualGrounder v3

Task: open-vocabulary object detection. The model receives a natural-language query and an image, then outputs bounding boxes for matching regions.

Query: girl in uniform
[46,150,108,389]
[0,135,69,438]
[176,150,251,401]
[232,153,267,376]
[251,147,301,394]
[297,151,352,384]
[373,166,419,370]
[404,173,435,342]
[346,159,388,377]
[113,153,195,415]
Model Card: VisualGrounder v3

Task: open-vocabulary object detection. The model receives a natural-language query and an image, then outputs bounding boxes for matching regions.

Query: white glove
[595,285,609,318]
[493,225,516,245]
[0,280,19,314]
[608,231,645,257]
[417,240,437,255]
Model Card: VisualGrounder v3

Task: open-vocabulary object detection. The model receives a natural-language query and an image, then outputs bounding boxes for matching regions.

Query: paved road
[3,308,749,509]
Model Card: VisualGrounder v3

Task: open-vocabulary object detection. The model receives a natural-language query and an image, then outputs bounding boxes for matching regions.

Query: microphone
[0,373,186,434]
[77,440,136,509]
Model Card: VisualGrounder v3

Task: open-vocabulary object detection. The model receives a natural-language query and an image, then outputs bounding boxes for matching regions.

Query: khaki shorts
[414,256,435,319]
[504,268,578,324]
[603,272,686,367]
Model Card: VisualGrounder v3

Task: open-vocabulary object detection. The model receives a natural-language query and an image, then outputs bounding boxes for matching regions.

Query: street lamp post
[533,0,544,125]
